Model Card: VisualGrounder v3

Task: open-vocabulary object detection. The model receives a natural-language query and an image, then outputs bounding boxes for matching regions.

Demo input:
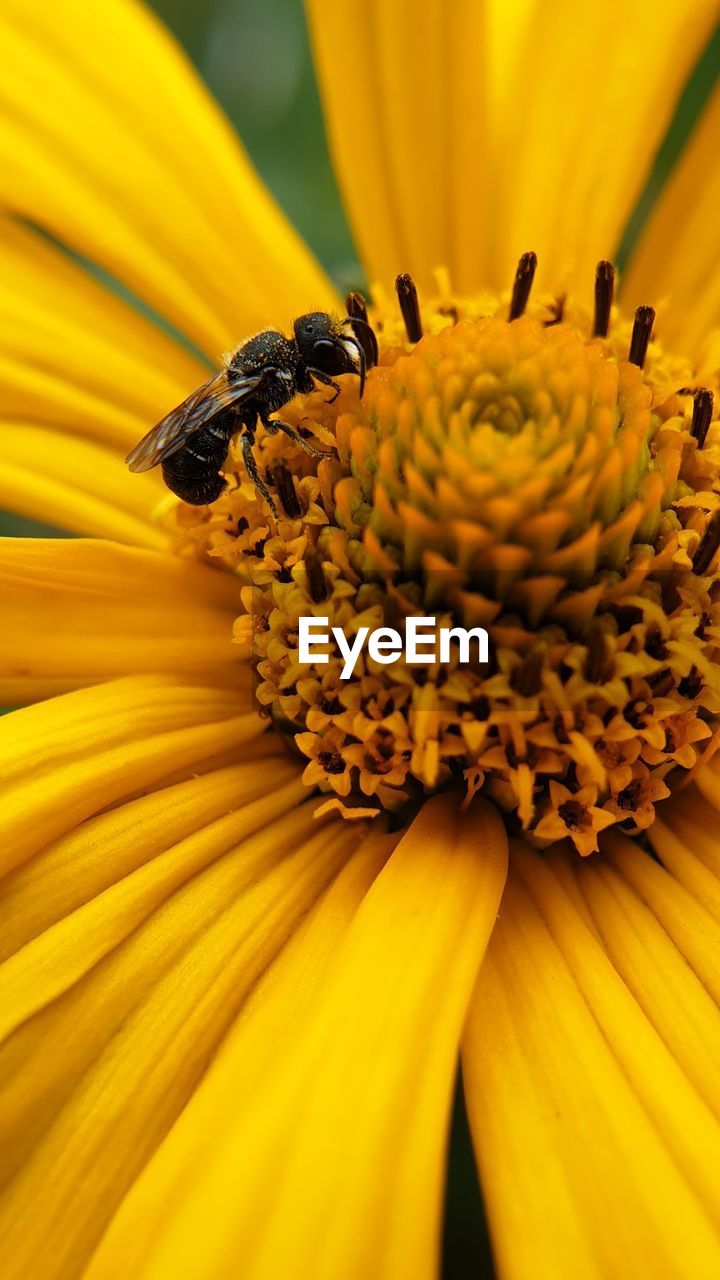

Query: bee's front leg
[305,369,342,404]
[261,415,331,459]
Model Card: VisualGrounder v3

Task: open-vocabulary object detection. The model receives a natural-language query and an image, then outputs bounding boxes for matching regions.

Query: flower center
[169,259,720,854]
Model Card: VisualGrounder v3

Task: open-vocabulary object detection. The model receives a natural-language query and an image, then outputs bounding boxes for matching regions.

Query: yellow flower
[1,2,720,1278]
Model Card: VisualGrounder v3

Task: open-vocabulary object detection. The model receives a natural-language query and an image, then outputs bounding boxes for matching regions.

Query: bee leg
[242,434,278,517]
[306,369,342,404]
[261,415,331,459]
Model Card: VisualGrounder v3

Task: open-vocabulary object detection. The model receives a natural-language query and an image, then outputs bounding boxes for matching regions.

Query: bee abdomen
[161,459,227,505]
[162,417,236,506]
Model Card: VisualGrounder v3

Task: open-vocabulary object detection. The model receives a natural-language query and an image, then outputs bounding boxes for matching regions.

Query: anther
[305,552,328,603]
[648,670,675,697]
[509,251,537,321]
[692,511,720,576]
[678,668,703,699]
[691,388,713,449]
[584,624,614,683]
[510,649,544,696]
[544,294,565,327]
[346,291,369,325]
[593,261,614,337]
[628,305,655,368]
[272,463,301,519]
[346,292,379,368]
[395,273,423,342]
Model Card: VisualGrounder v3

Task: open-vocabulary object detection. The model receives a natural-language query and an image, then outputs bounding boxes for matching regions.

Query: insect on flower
[125,310,377,513]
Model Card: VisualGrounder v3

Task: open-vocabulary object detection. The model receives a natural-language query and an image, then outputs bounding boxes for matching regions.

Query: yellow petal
[0,813,361,1280]
[0,538,240,703]
[85,832,395,1280]
[305,0,488,293]
[0,430,166,547]
[91,795,507,1280]
[647,789,720,924]
[621,82,720,354]
[0,769,308,1040]
[0,750,290,960]
[552,838,720,1120]
[602,827,720,1005]
[490,0,718,297]
[691,750,720,819]
[0,217,206,447]
[0,218,205,533]
[0,0,335,357]
[307,0,717,299]
[0,674,261,875]
[463,845,720,1279]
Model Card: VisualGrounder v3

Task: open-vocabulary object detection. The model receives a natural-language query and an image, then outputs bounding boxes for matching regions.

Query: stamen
[346,292,379,368]
[679,668,703,699]
[271,463,301,519]
[628,305,655,367]
[509,251,537,321]
[593,261,615,337]
[691,388,713,449]
[305,552,328,603]
[584,624,614,683]
[346,291,369,325]
[544,294,566,327]
[558,799,589,832]
[510,649,544,696]
[395,273,423,342]
[648,670,675,697]
[692,511,720,576]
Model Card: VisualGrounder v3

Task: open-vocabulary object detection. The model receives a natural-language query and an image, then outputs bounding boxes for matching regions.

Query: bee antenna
[347,315,379,369]
[346,333,366,398]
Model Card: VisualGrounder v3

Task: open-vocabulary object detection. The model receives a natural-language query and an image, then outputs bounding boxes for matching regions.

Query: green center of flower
[169,260,720,854]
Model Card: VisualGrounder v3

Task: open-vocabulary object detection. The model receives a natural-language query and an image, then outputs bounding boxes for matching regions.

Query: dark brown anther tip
[346,291,369,325]
[395,273,423,343]
[544,294,566,327]
[272,463,301,520]
[345,295,379,370]
[583,624,614,684]
[346,293,379,367]
[628,305,655,368]
[509,648,544,697]
[647,670,675,698]
[509,251,537,321]
[691,388,714,450]
[693,511,720,577]
[305,553,328,603]
[593,261,615,337]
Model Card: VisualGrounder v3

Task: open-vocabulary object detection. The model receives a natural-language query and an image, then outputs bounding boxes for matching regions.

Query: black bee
[126,311,377,514]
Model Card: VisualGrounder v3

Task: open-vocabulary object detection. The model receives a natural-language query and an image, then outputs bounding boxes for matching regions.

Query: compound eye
[312,337,347,374]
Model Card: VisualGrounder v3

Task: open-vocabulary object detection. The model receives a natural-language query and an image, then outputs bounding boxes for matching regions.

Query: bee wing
[125,369,266,472]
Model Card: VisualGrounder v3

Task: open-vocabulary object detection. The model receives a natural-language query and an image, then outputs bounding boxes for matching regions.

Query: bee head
[294,311,373,396]
[294,312,343,364]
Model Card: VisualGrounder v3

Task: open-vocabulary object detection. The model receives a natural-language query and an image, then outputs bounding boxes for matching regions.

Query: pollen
[167,261,720,854]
